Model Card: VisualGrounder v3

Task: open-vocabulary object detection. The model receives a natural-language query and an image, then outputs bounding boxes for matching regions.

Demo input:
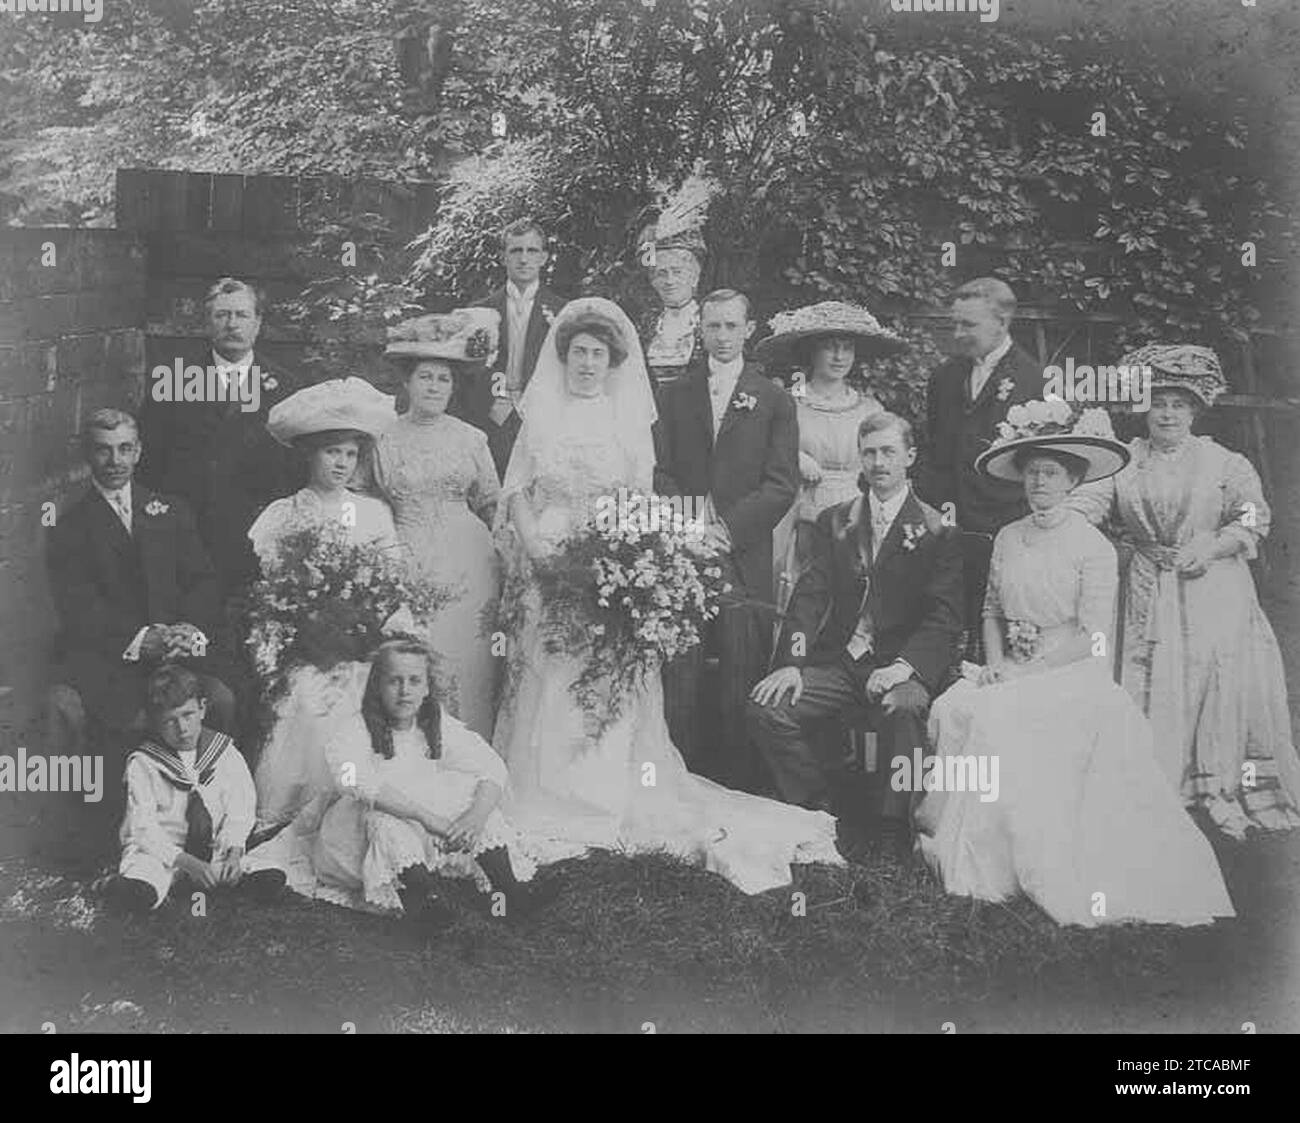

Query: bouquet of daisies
[242,522,449,691]
[503,494,732,736]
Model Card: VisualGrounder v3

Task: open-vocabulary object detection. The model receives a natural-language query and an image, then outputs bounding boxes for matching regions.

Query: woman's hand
[799,452,823,486]
[977,662,1014,687]
[174,852,218,889]
[419,810,454,839]
[445,805,491,853]
[215,846,245,885]
[1175,533,1217,578]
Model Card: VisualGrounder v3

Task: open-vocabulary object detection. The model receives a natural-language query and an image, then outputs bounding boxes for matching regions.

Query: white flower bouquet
[242,521,449,689]
[501,494,731,736]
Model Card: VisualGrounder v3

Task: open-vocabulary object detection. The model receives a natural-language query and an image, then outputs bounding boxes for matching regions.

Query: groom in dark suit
[137,277,301,599]
[654,289,798,788]
[747,412,963,852]
[913,278,1040,654]
[45,409,236,769]
[459,218,567,477]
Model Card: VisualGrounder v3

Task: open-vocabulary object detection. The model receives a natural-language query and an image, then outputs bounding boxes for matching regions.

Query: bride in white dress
[491,298,842,895]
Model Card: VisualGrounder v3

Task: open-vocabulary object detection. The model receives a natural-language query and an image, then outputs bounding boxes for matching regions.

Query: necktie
[111,493,132,535]
[872,511,891,561]
[185,789,214,863]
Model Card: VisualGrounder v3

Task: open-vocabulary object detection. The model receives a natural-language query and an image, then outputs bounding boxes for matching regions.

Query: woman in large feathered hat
[1066,343,1300,838]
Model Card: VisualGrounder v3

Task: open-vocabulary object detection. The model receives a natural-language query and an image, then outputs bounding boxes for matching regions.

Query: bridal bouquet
[504,494,731,735]
[242,522,448,691]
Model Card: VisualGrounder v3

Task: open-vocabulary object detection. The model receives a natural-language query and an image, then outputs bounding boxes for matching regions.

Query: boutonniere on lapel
[732,391,758,412]
[901,522,927,551]
[995,378,1014,402]
[261,374,279,392]
[144,499,170,517]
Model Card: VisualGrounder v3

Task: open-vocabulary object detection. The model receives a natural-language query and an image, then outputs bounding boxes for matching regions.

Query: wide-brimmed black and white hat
[753,300,906,366]
[1116,343,1227,407]
[975,398,1130,483]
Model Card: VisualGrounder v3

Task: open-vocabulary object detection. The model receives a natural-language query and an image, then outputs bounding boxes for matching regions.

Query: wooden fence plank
[243,175,300,235]
[210,174,245,233]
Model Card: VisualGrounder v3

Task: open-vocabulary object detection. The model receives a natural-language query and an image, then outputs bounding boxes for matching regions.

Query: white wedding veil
[497,296,658,520]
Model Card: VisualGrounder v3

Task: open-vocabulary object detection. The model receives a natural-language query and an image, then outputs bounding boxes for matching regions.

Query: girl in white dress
[246,638,549,921]
[914,413,1235,927]
[246,378,401,830]
[492,298,843,895]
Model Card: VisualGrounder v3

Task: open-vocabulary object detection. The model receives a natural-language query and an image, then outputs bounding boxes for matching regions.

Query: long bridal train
[490,297,843,894]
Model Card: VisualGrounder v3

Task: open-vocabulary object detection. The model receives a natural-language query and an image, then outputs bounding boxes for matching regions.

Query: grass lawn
[2,788,1296,1034]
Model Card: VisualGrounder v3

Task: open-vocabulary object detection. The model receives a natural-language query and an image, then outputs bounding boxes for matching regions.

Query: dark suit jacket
[774,488,964,692]
[915,341,1042,536]
[653,361,798,600]
[457,283,567,478]
[46,482,226,729]
[137,345,302,595]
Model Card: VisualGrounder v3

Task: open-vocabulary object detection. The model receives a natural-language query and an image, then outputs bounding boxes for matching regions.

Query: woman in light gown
[376,309,503,740]
[1068,345,1300,839]
[755,301,903,612]
[246,377,400,830]
[491,297,842,895]
[914,408,1235,927]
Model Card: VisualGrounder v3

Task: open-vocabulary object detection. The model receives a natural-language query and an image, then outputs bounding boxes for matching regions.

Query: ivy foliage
[3,0,1294,404]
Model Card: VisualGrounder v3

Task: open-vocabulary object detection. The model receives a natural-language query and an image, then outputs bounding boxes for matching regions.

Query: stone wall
[0,229,147,752]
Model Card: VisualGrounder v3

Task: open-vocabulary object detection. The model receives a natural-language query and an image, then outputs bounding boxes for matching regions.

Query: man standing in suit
[914,278,1041,655]
[137,277,301,599]
[747,412,964,855]
[459,218,566,477]
[45,409,236,767]
[655,289,798,788]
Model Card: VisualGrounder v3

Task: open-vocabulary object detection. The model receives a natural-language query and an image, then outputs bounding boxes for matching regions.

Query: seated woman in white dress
[491,297,843,895]
[914,407,1235,927]
[246,377,400,830]
[248,638,549,923]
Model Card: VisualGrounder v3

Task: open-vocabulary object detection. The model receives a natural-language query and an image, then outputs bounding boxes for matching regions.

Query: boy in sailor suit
[105,665,284,912]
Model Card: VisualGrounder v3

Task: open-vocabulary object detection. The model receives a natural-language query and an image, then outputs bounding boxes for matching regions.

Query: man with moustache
[137,277,300,599]
[914,277,1040,657]
[747,413,963,856]
[459,218,567,477]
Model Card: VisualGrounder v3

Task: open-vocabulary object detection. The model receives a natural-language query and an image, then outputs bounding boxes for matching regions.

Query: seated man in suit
[746,412,964,855]
[45,409,236,775]
[457,218,566,477]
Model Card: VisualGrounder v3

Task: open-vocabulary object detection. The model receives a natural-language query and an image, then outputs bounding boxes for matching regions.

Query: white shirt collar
[707,355,745,384]
[92,477,132,509]
[211,348,255,378]
[507,280,539,305]
[973,334,1012,376]
[868,483,909,526]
